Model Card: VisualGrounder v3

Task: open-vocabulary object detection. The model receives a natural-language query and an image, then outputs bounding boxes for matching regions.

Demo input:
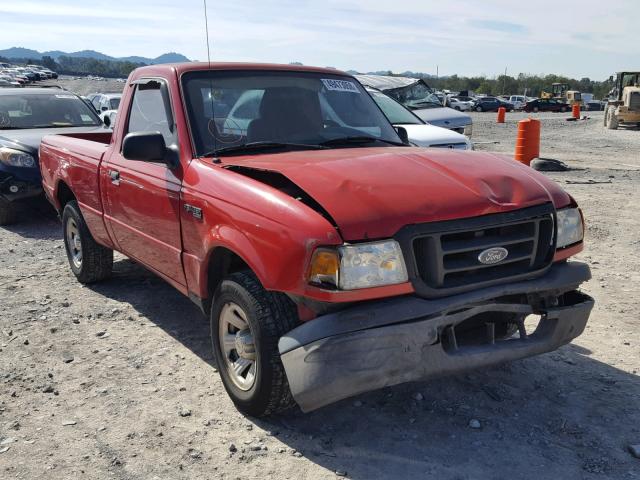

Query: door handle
[108,170,120,185]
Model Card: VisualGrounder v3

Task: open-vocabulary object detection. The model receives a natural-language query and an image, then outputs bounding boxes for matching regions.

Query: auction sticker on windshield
[321,79,360,93]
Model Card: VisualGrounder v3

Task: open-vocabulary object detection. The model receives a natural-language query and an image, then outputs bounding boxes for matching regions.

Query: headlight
[0,147,35,168]
[463,124,473,137]
[309,240,408,290]
[556,208,584,248]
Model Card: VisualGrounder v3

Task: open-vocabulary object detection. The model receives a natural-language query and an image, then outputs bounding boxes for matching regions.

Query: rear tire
[62,201,113,283]
[475,106,483,112]
[210,271,299,417]
[0,197,17,226]
[533,106,539,113]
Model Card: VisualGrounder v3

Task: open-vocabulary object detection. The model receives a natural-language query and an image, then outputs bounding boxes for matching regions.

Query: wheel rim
[66,217,82,269]
[218,302,257,391]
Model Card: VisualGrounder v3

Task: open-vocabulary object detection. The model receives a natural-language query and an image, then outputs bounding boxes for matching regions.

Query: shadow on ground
[81,258,640,480]
[4,210,639,479]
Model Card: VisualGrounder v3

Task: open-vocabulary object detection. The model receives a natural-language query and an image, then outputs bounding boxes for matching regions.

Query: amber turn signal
[308,249,339,287]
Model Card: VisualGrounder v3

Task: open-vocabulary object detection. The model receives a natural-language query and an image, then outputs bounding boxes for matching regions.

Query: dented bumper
[279,261,593,412]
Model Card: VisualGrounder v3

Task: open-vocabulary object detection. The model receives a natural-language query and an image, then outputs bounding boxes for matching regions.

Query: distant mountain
[0,47,190,65]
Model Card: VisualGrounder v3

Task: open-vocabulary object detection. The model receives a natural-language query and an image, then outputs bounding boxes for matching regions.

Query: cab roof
[129,62,350,79]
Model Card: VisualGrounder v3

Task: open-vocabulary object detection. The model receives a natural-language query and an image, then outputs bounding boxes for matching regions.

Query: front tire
[211,271,299,417]
[62,201,113,283]
[0,197,17,226]
[475,106,483,112]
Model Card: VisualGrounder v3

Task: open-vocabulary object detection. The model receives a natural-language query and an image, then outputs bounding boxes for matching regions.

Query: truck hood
[222,147,570,241]
[413,107,471,129]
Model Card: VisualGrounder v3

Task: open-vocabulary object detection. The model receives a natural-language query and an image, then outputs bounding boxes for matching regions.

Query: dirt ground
[1,87,640,479]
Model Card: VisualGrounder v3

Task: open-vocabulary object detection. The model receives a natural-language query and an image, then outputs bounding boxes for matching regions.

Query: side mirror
[122,132,168,164]
[395,126,410,145]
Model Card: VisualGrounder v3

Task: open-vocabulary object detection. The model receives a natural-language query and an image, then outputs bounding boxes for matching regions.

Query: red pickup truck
[40,63,593,416]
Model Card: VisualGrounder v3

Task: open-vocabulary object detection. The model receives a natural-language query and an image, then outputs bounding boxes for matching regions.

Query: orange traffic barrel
[572,103,580,119]
[514,118,540,166]
[497,107,506,123]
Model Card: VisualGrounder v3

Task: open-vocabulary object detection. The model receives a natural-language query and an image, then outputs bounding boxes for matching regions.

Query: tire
[62,200,113,283]
[533,106,539,113]
[0,197,17,226]
[606,106,619,130]
[210,271,299,417]
[560,106,567,113]
[476,106,483,112]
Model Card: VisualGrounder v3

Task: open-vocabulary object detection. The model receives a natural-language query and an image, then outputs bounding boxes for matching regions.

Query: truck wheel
[606,106,619,130]
[0,197,17,226]
[62,201,113,283]
[210,271,298,417]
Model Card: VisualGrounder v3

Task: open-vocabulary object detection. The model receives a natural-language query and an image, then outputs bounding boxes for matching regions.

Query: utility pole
[502,66,507,95]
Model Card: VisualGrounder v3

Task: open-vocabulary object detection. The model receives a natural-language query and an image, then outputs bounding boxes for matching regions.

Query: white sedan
[448,97,473,111]
[367,88,473,150]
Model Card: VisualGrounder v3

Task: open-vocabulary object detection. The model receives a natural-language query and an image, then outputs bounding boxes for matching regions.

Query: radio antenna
[203,0,212,68]
[202,0,220,161]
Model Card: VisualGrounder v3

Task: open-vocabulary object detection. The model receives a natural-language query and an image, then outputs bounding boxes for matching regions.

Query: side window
[126,81,174,145]
[91,96,101,110]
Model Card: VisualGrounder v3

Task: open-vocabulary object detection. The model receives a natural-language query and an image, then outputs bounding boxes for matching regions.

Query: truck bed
[40,130,114,248]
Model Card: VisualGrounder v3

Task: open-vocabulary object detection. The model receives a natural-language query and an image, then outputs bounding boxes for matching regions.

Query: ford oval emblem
[478,247,508,265]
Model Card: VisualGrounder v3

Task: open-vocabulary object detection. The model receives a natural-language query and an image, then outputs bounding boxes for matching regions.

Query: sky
[0,0,638,80]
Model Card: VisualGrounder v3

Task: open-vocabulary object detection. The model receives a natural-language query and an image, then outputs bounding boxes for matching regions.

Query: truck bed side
[40,131,114,248]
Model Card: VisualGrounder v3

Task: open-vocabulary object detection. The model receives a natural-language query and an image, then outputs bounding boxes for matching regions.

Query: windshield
[182,70,402,156]
[386,82,443,110]
[0,93,101,129]
[369,90,422,125]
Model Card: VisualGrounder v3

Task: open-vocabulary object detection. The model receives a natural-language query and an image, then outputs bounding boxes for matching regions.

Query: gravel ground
[1,85,640,479]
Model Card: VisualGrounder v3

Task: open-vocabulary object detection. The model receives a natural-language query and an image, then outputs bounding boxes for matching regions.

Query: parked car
[471,96,514,112]
[0,88,105,224]
[355,74,473,136]
[40,62,592,417]
[366,87,472,149]
[507,95,527,110]
[91,93,122,113]
[523,98,571,113]
[448,97,473,111]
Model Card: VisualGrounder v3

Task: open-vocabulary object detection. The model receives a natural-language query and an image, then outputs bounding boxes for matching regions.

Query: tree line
[2,54,614,98]
[387,71,613,99]
[0,55,142,78]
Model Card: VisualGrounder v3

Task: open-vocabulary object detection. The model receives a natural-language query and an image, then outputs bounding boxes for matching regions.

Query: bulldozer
[541,83,582,106]
[604,71,640,130]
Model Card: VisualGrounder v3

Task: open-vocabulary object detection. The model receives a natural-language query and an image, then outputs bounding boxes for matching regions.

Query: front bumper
[0,171,43,202]
[279,261,593,412]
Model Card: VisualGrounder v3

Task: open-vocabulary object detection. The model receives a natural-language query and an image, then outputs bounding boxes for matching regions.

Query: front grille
[395,204,556,298]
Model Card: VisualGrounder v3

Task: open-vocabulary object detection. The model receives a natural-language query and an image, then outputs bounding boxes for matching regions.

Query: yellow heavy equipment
[541,83,582,106]
[604,72,640,130]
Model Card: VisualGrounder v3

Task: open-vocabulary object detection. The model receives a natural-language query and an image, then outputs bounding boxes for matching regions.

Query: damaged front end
[278,261,593,412]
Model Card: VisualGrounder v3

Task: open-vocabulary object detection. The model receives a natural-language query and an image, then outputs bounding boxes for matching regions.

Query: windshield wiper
[319,136,405,147]
[201,141,327,157]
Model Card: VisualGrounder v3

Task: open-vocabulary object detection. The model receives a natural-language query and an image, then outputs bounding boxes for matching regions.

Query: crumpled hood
[222,147,571,241]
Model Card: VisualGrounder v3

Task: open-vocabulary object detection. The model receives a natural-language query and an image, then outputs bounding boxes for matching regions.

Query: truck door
[102,78,187,287]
